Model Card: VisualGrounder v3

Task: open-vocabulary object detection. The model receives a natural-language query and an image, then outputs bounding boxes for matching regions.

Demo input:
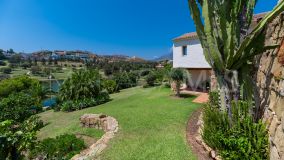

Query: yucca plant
[188,0,284,121]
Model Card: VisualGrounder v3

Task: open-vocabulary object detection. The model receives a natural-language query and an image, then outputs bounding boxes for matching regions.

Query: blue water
[42,97,57,107]
[41,80,63,107]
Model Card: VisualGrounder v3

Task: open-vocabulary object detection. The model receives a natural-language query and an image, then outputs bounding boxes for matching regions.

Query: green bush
[202,101,269,160]
[58,69,110,112]
[113,72,137,90]
[0,67,12,74]
[60,92,109,112]
[60,101,74,112]
[30,134,85,160]
[59,69,104,101]
[209,91,219,107]
[0,92,42,122]
[145,72,157,87]
[103,79,117,93]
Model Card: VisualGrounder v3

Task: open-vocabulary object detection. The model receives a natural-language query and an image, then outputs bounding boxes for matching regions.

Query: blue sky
[0,0,278,59]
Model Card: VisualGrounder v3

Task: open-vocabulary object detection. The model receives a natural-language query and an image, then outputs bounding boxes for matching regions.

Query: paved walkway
[181,90,209,104]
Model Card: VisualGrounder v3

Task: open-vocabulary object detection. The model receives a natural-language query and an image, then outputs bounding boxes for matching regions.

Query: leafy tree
[0,116,44,160]
[0,92,41,122]
[0,76,43,99]
[188,0,284,120]
[113,72,138,90]
[9,54,22,64]
[145,72,157,87]
[7,48,15,54]
[0,49,6,60]
[169,68,185,97]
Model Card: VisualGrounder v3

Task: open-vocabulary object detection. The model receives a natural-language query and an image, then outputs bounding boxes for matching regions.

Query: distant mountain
[127,56,146,62]
[153,52,173,61]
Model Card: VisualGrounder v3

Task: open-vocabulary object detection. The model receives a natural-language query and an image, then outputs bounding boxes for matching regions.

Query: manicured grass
[38,87,201,160]
[3,67,74,81]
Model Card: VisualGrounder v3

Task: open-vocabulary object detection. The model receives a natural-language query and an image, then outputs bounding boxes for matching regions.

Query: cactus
[188,0,284,121]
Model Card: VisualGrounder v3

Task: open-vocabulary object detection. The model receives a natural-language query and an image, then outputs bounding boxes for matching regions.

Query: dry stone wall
[72,114,118,160]
[256,13,284,160]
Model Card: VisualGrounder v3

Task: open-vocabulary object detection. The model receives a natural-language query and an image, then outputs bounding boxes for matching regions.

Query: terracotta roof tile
[173,32,198,41]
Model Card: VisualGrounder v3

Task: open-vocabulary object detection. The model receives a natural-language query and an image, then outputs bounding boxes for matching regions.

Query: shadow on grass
[170,93,196,99]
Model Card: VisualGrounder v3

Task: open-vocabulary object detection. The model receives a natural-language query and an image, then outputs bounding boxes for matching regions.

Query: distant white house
[172,12,266,91]
[173,32,211,91]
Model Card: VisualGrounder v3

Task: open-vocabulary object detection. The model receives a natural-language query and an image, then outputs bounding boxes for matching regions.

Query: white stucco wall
[185,69,211,90]
[173,39,211,69]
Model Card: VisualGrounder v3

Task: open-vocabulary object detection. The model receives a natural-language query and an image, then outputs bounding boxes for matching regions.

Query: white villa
[173,32,212,91]
[172,12,266,91]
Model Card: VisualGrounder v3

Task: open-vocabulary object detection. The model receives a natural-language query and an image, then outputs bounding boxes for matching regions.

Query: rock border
[72,115,119,160]
[195,113,221,160]
[186,108,221,160]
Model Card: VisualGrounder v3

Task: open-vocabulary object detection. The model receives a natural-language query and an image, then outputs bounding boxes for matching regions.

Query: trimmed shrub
[202,101,269,160]
[30,134,85,160]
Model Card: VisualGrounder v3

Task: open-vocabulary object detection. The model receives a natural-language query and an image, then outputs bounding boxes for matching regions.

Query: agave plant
[188,0,284,121]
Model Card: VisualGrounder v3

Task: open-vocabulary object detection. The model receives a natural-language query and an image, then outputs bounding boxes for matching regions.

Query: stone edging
[72,115,119,160]
[195,113,222,160]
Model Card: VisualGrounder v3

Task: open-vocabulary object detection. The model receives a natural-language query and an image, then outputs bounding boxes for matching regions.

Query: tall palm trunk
[176,82,181,97]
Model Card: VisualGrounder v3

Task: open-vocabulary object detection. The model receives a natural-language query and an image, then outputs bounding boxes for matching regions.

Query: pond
[42,97,57,107]
[41,80,64,107]
[41,80,64,93]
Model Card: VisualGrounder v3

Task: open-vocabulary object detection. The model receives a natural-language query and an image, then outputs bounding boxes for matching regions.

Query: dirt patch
[76,134,97,147]
[187,108,212,160]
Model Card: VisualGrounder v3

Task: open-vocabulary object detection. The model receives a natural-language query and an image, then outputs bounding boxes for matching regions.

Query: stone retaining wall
[255,13,284,160]
[72,114,118,160]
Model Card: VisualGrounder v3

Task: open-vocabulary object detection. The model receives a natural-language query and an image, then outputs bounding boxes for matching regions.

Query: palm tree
[170,68,185,97]
[59,69,102,101]
[188,0,284,121]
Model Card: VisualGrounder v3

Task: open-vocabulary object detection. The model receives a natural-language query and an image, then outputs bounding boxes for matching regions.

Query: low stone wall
[72,114,118,160]
[255,13,284,159]
[195,113,221,160]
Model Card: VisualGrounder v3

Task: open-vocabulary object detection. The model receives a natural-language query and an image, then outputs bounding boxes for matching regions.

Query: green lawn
[38,87,201,160]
